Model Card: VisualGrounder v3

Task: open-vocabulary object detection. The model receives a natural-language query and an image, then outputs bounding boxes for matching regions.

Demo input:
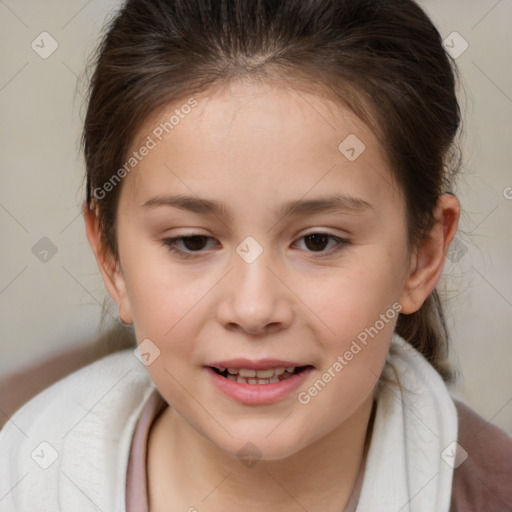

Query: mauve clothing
[449,400,512,511]
[126,391,512,512]
[126,390,166,512]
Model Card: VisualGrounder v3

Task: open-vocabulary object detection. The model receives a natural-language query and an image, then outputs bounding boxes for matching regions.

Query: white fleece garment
[0,333,457,511]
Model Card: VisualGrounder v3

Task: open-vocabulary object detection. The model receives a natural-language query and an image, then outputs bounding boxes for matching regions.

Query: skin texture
[85,80,460,511]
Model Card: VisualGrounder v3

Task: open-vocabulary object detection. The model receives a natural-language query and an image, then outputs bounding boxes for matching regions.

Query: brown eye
[180,235,209,251]
[293,232,350,257]
[162,234,219,259]
[304,233,330,252]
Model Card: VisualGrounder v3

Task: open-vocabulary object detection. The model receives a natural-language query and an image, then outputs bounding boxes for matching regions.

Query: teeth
[222,366,296,377]
[218,365,301,384]
[255,369,275,378]
[239,368,256,378]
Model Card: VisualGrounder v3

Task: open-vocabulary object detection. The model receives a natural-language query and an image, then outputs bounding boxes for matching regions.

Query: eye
[162,235,219,258]
[293,233,349,255]
[162,232,349,259]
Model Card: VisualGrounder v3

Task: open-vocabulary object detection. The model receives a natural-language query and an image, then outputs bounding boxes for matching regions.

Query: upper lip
[208,359,311,370]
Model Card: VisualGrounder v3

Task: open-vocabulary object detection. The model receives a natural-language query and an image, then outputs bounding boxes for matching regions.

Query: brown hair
[82,0,461,381]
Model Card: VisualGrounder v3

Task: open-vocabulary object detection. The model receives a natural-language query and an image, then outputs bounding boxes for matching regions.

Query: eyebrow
[141,193,373,220]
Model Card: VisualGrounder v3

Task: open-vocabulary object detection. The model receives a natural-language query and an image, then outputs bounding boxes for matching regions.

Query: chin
[210,428,311,464]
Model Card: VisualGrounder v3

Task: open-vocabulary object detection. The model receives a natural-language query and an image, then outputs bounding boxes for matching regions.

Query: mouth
[205,360,314,405]
[209,365,312,385]
[206,358,315,404]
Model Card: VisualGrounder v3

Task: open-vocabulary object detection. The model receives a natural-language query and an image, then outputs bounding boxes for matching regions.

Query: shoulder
[450,398,512,512]
[0,349,156,512]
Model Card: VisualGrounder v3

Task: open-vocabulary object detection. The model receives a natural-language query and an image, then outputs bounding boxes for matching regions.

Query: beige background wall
[0,0,511,432]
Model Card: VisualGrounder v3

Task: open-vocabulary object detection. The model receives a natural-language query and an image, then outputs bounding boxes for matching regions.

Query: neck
[148,393,377,512]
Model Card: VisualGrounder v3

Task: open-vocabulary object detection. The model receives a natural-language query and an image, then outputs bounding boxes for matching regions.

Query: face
[104,80,416,460]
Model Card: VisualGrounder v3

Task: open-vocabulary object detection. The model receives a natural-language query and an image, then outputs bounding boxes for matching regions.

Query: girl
[1,0,511,511]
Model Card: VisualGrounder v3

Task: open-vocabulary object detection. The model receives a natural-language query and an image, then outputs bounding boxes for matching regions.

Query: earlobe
[83,203,133,324]
[399,194,460,314]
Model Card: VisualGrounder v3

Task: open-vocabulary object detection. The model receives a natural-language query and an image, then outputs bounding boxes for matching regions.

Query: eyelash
[161,233,350,259]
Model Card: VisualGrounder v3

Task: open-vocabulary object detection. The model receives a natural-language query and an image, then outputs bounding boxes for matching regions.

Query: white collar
[0,334,457,511]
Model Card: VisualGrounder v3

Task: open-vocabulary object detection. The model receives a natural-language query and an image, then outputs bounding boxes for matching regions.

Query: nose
[216,248,294,336]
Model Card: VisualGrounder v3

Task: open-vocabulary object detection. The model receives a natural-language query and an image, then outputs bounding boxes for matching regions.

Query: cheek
[121,245,211,337]
[120,255,215,397]
[296,279,396,427]
[300,257,402,341]
[295,253,401,393]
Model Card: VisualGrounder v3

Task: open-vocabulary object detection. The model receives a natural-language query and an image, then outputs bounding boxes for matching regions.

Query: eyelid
[161,231,351,259]
[161,234,218,259]
[291,233,350,256]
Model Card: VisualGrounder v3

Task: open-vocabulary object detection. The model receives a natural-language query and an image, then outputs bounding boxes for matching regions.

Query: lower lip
[205,367,313,405]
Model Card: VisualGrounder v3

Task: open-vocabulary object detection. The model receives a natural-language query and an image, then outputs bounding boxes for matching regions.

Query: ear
[399,193,460,314]
[83,203,133,324]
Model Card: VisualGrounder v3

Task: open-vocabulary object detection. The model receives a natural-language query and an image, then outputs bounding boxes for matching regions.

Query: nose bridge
[216,239,293,334]
[236,246,276,296]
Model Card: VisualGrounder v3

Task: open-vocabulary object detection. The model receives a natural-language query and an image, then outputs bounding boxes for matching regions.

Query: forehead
[121,80,402,217]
